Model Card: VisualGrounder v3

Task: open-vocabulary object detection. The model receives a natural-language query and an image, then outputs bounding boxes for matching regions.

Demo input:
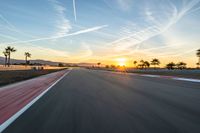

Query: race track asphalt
[3,68,200,133]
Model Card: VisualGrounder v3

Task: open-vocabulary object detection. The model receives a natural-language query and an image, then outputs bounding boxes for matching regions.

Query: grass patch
[0,69,67,87]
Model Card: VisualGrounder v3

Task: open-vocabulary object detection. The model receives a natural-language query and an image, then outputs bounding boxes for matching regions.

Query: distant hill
[0,57,97,67]
[77,62,97,67]
[0,56,68,66]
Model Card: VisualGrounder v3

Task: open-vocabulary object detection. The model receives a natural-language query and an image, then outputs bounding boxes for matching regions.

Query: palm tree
[5,46,16,67]
[166,62,176,70]
[144,61,150,68]
[25,52,31,65]
[196,49,200,68]
[133,61,137,68]
[197,63,200,68]
[105,65,109,68]
[97,62,101,68]
[151,58,160,69]
[3,50,9,67]
[110,64,116,69]
[176,62,187,70]
[138,60,145,69]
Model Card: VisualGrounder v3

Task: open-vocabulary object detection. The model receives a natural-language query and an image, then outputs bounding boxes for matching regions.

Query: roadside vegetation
[3,46,16,67]
[1,46,67,68]
[25,52,31,66]
[2,46,33,67]
[1,46,200,80]
[197,49,200,68]
[88,48,200,79]
[0,69,66,87]
[0,46,68,86]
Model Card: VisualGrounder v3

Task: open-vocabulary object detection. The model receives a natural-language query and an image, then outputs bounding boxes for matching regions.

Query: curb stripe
[99,70,200,83]
[0,70,71,133]
[141,74,200,83]
[173,77,200,83]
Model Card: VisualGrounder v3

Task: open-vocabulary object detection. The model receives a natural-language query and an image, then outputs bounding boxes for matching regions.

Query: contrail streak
[73,0,77,22]
[2,25,108,45]
[0,14,36,38]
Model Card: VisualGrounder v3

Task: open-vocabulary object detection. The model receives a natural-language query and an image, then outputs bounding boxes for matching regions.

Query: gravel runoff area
[0,68,67,87]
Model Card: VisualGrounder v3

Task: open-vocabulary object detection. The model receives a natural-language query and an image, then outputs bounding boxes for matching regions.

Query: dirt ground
[0,69,66,87]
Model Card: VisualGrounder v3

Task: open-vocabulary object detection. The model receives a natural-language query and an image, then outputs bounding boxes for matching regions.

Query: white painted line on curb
[141,74,160,78]
[0,70,71,133]
[101,70,200,83]
[173,77,200,83]
[141,74,200,83]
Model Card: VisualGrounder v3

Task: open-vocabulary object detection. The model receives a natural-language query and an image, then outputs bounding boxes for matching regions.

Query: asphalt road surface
[3,68,200,133]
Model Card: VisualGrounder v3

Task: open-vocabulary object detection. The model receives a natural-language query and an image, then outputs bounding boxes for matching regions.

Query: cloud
[88,0,200,61]
[73,0,77,22]
[148,48,198,58]
[2,25,108,45]
[49,0,71,36]
[104,0,133,11]
[0,14,16,30]
[116,0,133,11]
[0,33,18,41]
[107,0,200,54]
[69,43,93,61]
[0,14,36,38]
[71,25,108,35]
[0,36,69,60]
[108,26,159,50]
[33,46,69,58]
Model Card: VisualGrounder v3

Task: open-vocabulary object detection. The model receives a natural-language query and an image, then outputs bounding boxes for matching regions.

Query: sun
[116,58,127,66]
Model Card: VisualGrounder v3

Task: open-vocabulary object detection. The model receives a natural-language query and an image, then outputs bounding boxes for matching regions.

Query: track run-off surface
[0,69,69,130]
[1,68,200,133]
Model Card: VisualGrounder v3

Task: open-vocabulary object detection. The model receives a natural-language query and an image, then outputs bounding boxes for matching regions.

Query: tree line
[2,46,31,67]
[133,59,187,70]
[133,48,200,69]
[105,49,200,70]
[2,46,200,69]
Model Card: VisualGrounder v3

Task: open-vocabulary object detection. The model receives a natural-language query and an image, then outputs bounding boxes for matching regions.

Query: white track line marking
[0,70,71,133]
[173,77,200,83]
[141,74,160,78]
[141,74,200,83]
[98,70,200,83]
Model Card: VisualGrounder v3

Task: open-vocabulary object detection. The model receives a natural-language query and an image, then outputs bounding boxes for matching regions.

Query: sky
[0,0,200,67]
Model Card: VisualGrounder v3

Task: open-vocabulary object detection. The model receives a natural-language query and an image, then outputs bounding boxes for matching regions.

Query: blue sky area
[0,0,200,66]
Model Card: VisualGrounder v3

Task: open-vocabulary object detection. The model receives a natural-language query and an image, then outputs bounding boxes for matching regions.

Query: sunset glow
[116,58,127,66]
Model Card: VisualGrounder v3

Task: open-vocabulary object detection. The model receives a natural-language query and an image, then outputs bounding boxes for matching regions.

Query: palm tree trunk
[4,56,7,67]
[8,53,10,67]
[198,57,200,68]
[25,56,27,66]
